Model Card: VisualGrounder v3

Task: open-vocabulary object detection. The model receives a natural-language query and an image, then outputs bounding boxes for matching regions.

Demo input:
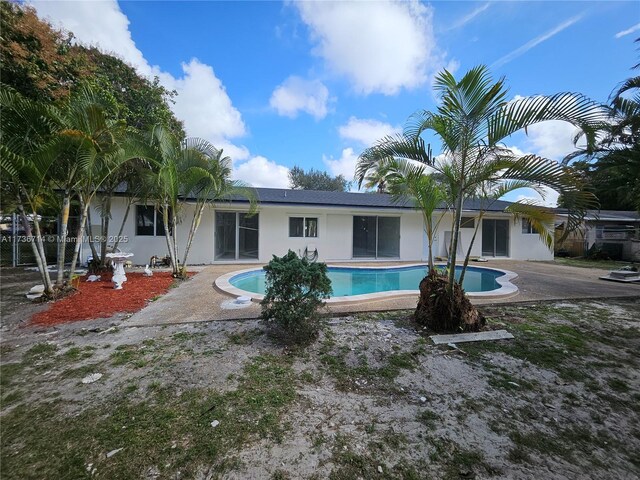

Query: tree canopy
[288,166,350,191]
[0,2,183,137]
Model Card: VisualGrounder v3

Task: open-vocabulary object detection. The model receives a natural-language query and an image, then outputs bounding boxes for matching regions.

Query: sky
[30,0,639,205]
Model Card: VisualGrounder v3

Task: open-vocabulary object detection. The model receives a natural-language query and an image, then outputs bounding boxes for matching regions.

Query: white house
[83,188,553,265]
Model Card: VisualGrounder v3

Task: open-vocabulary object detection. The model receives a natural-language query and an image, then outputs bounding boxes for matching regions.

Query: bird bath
[106,252,134,289]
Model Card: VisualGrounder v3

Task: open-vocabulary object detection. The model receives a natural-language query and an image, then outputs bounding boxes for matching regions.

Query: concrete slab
[119,260,640,327]
[430,330,514,345]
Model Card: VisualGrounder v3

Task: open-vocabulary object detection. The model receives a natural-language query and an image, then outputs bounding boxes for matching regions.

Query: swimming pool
[216,264,519,302]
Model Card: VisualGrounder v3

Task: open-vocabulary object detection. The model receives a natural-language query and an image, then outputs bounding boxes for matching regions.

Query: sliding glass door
[353,216,400,258]
[215,212,259,260]
[482,219,509,257]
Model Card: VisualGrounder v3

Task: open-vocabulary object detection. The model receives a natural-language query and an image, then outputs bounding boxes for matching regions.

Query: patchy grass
[550,258,635,270]
[1,354,297,479]
[1,297,638,479]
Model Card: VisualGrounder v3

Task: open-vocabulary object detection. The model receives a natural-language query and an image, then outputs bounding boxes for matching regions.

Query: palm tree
[147,127,256,277]
[356,66,603,330]
[365,156,448,271]
[0,87,60,295]
[54,86,144,279]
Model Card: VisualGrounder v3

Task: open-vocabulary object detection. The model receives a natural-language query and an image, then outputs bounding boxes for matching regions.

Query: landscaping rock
[81,373,103,384]
[106,447,123,458]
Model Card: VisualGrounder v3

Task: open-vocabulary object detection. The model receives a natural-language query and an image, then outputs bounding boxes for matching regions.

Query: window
[521,219,538,234]
[461,217,475,228]
[289,217,318,238]
[353,216,400,258]
[136,206,171,236]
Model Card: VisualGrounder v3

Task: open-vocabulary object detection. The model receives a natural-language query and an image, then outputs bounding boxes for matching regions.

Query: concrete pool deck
[121,260,640,327]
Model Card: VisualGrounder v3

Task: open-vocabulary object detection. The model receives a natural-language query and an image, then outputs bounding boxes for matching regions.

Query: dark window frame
[521,218,538,234]
[289,216,318,238]
[136,205,172,237]
[461,216,475,229]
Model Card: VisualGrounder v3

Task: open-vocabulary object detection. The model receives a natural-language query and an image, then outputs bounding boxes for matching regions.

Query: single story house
[82,188,554,266]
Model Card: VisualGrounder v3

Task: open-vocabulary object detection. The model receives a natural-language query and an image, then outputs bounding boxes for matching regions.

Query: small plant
[260,250,332,345]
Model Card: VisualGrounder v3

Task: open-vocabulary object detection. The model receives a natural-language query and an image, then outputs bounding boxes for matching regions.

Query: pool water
[229,265,503,297]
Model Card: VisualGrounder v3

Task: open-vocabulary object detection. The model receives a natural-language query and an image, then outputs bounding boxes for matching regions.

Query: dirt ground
[1,290,638,479]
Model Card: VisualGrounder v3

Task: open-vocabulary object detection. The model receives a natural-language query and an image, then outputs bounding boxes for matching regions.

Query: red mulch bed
[31,272,176,326]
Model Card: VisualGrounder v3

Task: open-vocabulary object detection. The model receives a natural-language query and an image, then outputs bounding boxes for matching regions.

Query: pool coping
[214,263,519,304]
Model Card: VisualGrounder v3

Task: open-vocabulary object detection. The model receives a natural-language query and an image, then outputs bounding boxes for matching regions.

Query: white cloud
[161,60,246,143]
[524,120,579,161]
[31,1,245,145]
[492,14,584,68]
[270,76,330,119]
[615,23,640,39]
[338,117,401,146]
[31,0,293,188]
[323,147,359,181]
[293,0,442,95]
[233,156,290,188]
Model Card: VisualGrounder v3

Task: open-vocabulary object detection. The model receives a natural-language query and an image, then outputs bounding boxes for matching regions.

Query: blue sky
[32,1,639,204]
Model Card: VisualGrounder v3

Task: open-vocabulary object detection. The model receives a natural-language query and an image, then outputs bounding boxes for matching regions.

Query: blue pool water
[229,265,504,297]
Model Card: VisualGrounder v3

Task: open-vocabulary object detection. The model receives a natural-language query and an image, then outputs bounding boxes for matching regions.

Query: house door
[482,219,509,257]
[215,212,259,260]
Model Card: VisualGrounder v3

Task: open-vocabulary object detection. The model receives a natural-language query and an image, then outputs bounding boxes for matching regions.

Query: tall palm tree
[56,86,145,279]
[367,156,448,271]
[147,127,256,277]
[0,86,60,295]
[357,66,603,298]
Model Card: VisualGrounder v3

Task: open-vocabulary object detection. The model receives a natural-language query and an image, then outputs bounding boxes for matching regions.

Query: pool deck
[121,260,640,327]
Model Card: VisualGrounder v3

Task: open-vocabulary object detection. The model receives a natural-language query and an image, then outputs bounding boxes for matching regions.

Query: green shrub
[260,250,332,345]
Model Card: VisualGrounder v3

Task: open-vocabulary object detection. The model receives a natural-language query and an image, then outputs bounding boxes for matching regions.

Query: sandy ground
[1,263,639,479]
[1,295,639,479]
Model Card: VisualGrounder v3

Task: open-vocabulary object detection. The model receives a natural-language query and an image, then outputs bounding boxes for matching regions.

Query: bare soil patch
[1,298,638,479]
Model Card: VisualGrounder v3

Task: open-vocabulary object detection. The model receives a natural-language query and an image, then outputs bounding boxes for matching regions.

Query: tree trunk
[423,213,434,272]
[447,192,464,291]
[181,202,204,273]
[112,199,131,252]
[162,203,178,276]
[68,195,89,281]
[55,191,71,287]
[86,208,99,266]
[171,209,180,276]
[459,212,483,286]
[17,203,54,295]
[100,195,112,265]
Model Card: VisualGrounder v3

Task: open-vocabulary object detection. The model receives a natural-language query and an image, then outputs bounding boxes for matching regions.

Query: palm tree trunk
[86,208,99,266]
[181,202,204,272]
[171,209,180,276]
[447,192,464,291]
[100,196,112,265]
[18,203,54,295]
[422,213,434,272]
[162,203,178,276]
[112,199,132,252]
[55,191,71,287]
[68,195,89,281]
[458,212,483,286]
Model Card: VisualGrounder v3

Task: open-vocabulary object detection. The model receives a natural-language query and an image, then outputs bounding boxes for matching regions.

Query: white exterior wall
[83,198,553,265]
[252,205,424,263]
[82,197,216,266]
[430,213,553,261]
